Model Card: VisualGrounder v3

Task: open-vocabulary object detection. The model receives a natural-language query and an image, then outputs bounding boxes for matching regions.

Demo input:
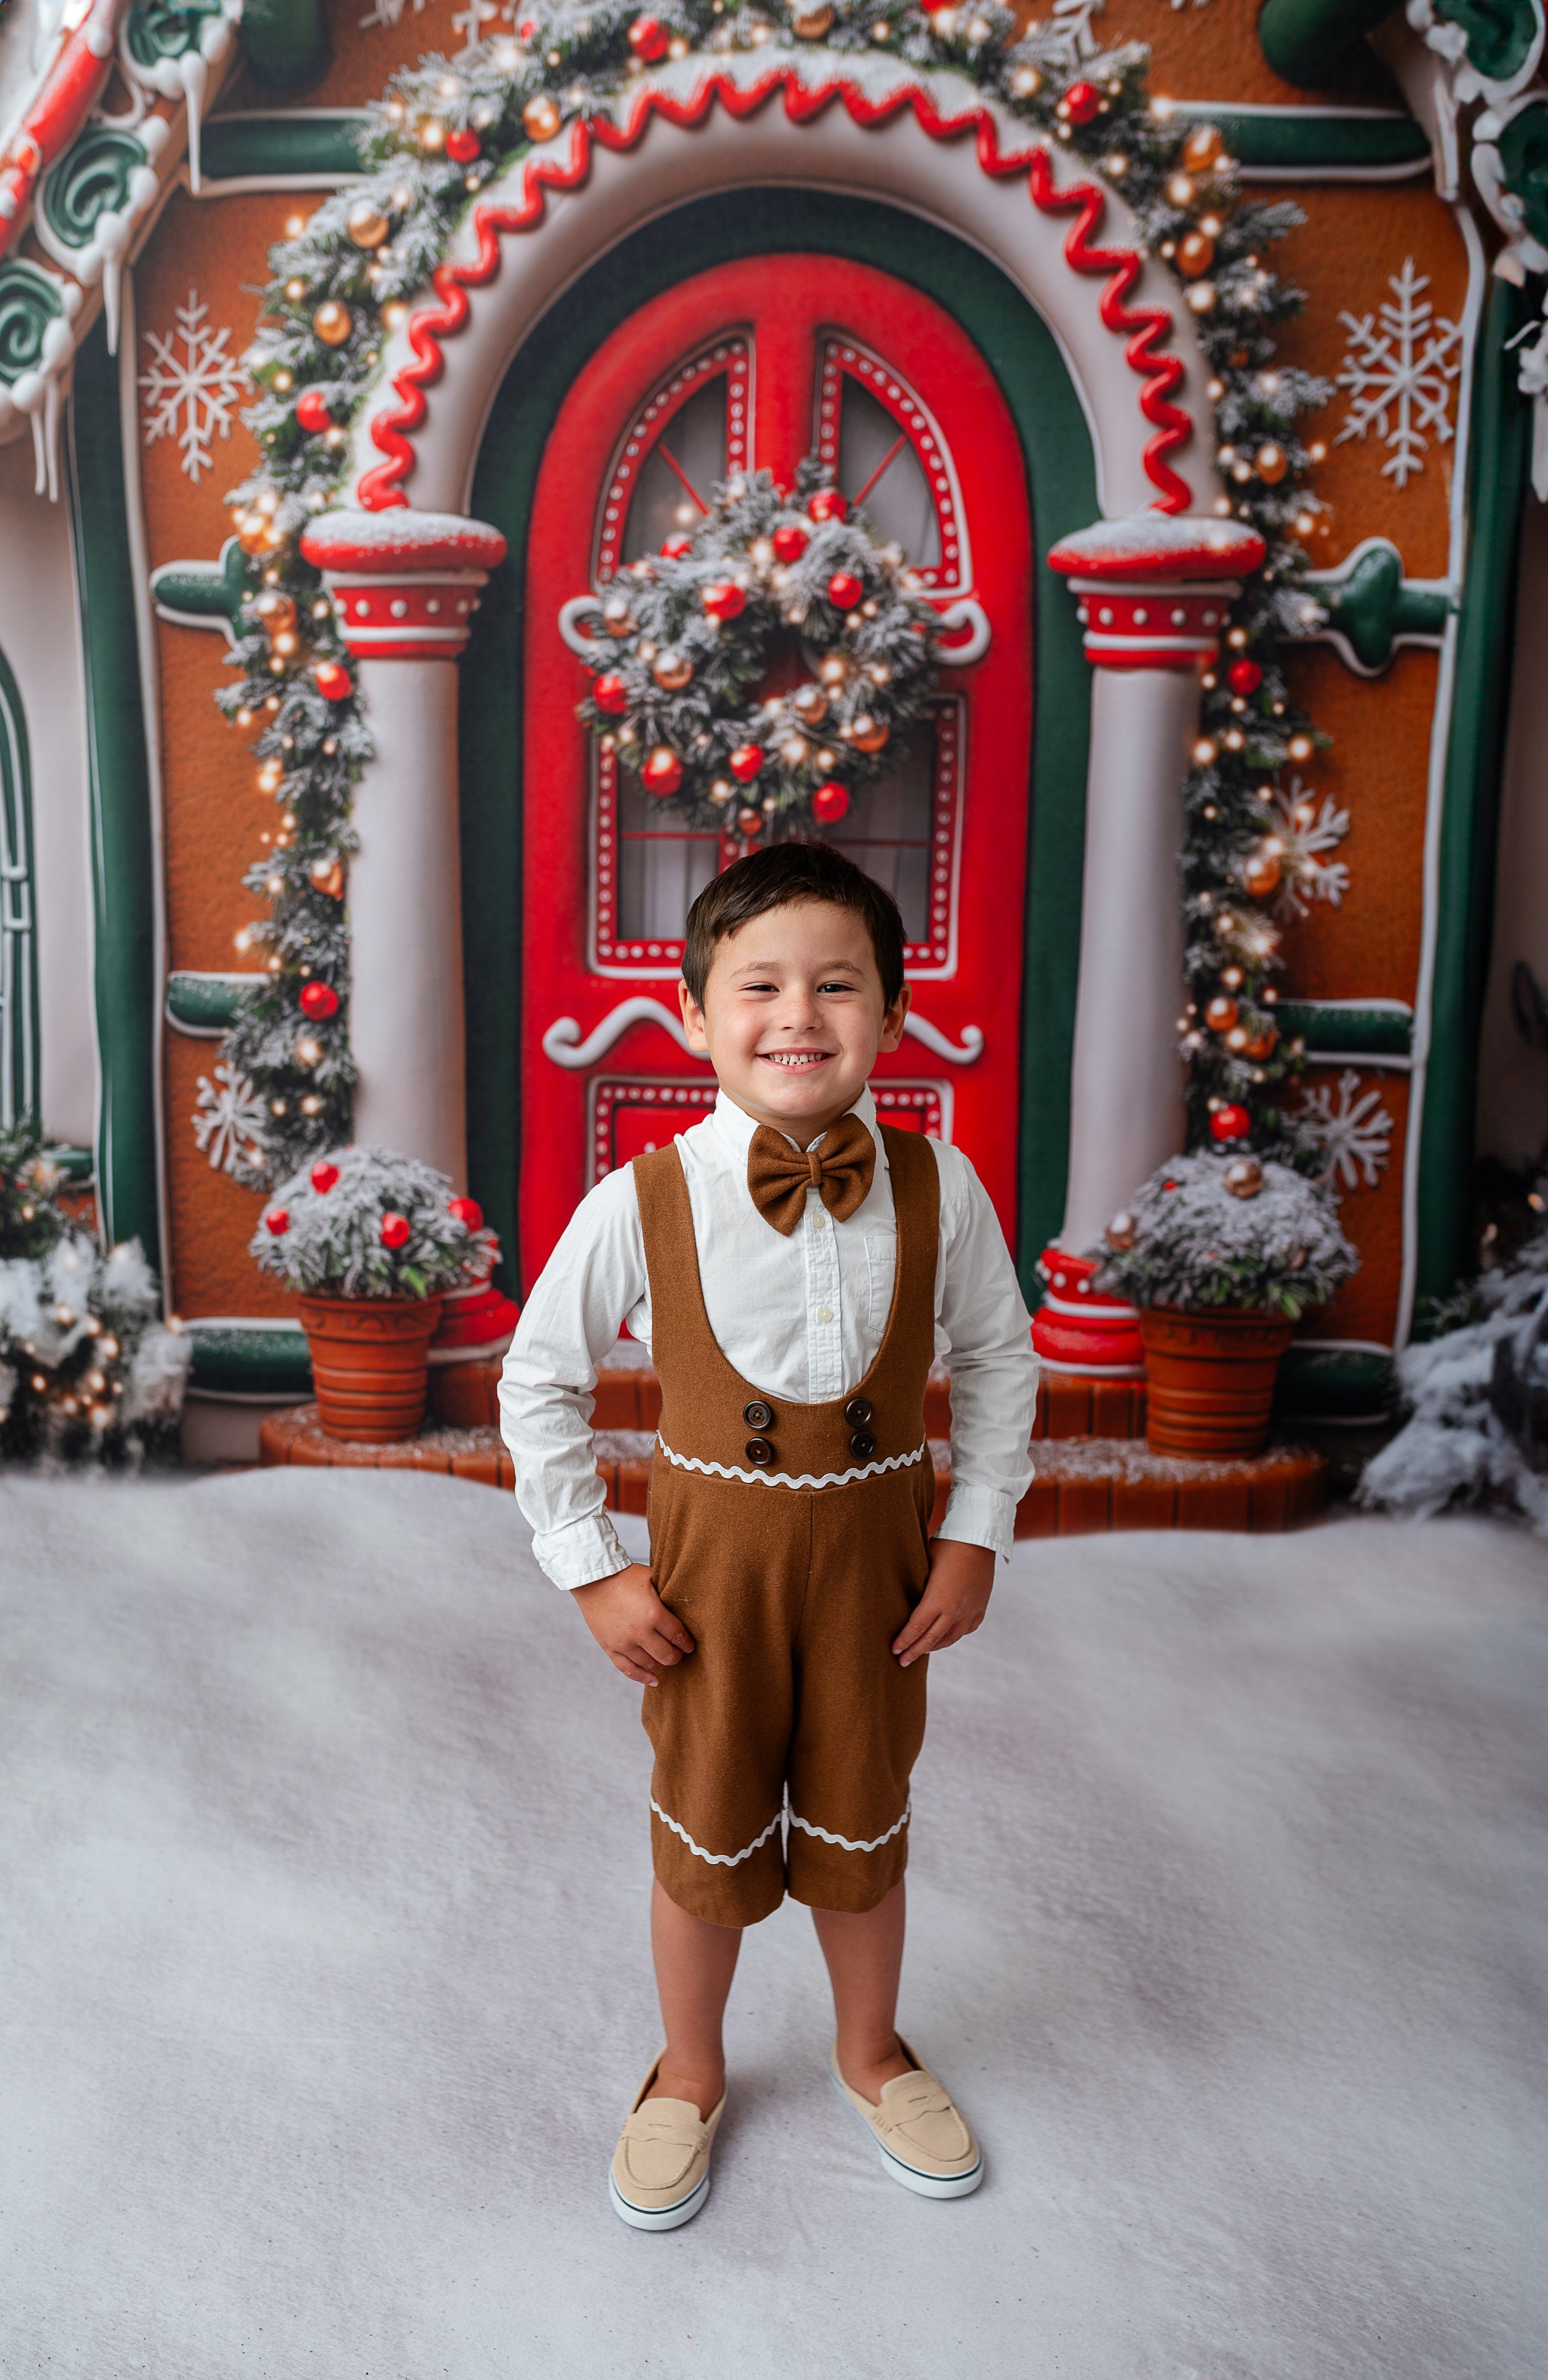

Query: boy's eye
[818,980,857,993]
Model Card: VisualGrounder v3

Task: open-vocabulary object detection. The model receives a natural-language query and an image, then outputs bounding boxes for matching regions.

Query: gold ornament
[1105,1210,1138,1252]
[252,589,297,637]
[792,683,829,726]
[850,715,890,754]
[1204,996,1239,1034]
[1183,123,1225,174]
[736,805,764,835]
[1256,442,1288,484]
[792,4,835,33]
[1178,231,1216,279]
[312,300,352,347]
[1242,851,1282,899]
[601,592,635,633]
[652,649,693,690]
[1222,1157,1264,1199]
[522,93,562,142]
[346,199,390,250]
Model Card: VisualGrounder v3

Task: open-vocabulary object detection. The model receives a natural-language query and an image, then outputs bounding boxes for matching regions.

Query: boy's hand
[892,1537,995,1668]
[571,1563,696,1686]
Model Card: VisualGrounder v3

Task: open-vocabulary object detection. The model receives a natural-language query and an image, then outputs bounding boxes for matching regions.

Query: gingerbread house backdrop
[1,0,1545,1460]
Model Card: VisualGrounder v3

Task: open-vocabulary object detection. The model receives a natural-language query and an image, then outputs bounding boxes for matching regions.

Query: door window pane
[838,381,941,570]
[820,723,935,943]
[614,770,721,942]
[621,379,728,564]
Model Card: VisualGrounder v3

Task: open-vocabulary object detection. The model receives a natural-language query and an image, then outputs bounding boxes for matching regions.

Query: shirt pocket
[862,1230,897,1341]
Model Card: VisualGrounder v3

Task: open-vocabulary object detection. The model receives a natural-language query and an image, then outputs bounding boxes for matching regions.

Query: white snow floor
[0,1471,1543,2380]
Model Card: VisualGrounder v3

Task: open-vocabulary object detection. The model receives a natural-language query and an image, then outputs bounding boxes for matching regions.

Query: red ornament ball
[808,488,847,523]
[445,127,481,163]
[701,580,746,622]
[310,1160,340,1194]
[314,660,351,701]
[811,781,850,824]
[1209,1103,1252,1144]
[299,980,340,1022]
[641,745,683,797]
[827,570,864,611]
[729,744,765,784]
[1064,80,1102,125]
[659,532,693,560]
[1227,658,1264,695]
[448,1195,484,1229]
[593,672,629,715]
[264,1207,290,1236]
[379,1211,411,1251]
[295,388,334,434]
[772,523,810,563]
[628,13,670,61]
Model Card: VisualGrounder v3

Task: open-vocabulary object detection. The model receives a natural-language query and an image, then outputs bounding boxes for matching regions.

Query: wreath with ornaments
[573,460,939,834]
[206,0,1351,1196]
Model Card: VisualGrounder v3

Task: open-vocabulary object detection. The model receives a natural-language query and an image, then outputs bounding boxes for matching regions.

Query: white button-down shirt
[499,1086,1038,1586]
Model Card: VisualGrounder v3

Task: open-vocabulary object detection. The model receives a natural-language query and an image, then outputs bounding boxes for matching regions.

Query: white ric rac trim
[650,1801,783,1868]
[789,1803,912,1855]
[656,1437,927,1491]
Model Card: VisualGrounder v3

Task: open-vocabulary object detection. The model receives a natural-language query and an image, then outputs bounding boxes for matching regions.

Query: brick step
[261,1411,1324,1534]
[429,1355,1148,1441]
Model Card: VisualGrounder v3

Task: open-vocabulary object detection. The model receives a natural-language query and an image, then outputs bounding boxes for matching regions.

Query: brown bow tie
[747,1114,876,1236]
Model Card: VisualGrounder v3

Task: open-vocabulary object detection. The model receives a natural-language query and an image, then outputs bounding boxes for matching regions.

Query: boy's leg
[648,1878,742,2118]
[810,1879,912,2102]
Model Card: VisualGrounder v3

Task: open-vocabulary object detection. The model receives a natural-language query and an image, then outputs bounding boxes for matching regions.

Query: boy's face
[678,897,910,1141]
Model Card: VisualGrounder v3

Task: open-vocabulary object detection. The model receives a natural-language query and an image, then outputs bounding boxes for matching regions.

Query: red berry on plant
[299,981,340,1021]
[729,744,765,784]
[827,570,864,611]
[315,660,351,701]
[811,782,850,824]
[772,523,810,563]
[295,389,333,434]
[641,746,683,797]
[808,489,847,523]
[310,1160,340,1193]
[1064,80,1102,125]
[448,1195,484,1228]
[380,1211,412,1250]
[593,672,629,714]
[445,128,481,163]
[1227,658,1264,695]
[628,14,669,62]
[701,581,746,622]
[265,1207,290,1235]
[1209,1104,1252,1143]
[660,533,693,560]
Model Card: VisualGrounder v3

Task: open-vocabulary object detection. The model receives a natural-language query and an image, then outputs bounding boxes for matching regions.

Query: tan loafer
[829,2038,984,2199]
[609,2054,726,2231]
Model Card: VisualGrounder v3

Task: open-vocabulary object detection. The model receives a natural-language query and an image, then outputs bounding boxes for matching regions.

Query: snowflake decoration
[1293,1070,1394,1192]
[450,0,497,47]
[1335,258,1462,490]
[1045,0,1106,62]
[193,1061,268,1176]
[359,0,427,27]
[140,290,250,484]
[1270,776,1351,920]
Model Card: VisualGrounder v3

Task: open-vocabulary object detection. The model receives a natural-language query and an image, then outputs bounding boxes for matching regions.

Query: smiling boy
[500,842,1037,2227]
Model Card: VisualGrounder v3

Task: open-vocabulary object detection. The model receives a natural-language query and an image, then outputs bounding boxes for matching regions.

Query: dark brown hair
[681,841,906,1007]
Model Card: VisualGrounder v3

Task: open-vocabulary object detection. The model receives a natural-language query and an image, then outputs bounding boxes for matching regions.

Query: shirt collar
[710,1082,880,1161]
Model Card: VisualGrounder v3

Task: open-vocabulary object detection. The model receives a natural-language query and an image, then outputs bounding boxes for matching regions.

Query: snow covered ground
[0,1471,1543,2379]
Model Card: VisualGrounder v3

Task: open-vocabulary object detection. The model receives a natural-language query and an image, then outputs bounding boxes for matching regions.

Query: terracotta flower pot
[298,1292,445,1442]
[1139,1306,1296,1458]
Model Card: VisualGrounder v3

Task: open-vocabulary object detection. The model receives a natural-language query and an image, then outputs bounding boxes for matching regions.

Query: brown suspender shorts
[633,1124,940,1928]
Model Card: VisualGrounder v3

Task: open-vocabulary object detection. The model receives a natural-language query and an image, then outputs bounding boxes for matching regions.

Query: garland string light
[213,0,1337,1192]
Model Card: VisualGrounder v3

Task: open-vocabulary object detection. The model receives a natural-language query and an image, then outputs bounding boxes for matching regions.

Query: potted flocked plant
[1091,1152,1359,1457]
[251,1146,496,1442]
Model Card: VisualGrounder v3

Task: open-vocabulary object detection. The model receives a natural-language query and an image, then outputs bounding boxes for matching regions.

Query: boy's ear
[678,976,711,1054]
[877,981,912,1055]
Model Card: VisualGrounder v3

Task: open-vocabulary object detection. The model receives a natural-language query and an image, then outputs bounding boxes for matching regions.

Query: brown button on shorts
[633,1124,940,1928]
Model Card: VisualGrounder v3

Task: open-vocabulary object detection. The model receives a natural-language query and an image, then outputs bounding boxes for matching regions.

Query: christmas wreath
[573,460,939,833]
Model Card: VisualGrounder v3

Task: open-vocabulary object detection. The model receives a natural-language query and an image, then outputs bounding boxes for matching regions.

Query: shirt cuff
[530,1508,635,1590]
[935,1481,1018,1564]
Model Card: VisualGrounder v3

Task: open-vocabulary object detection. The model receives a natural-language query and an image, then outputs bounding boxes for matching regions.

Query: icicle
[179,51,208,194]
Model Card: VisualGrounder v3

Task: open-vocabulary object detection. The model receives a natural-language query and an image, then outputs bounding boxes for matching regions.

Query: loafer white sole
[608,2165,711,2231]
[828,2059,985,2199]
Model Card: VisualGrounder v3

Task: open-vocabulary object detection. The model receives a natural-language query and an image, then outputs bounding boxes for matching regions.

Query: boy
[500,842,1037,2228]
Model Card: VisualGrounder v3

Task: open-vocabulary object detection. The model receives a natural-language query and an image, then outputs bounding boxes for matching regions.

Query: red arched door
[521,255,1032,1290]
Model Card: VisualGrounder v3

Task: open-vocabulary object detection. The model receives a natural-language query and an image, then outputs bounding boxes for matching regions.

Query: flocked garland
[211,0,1340,1193]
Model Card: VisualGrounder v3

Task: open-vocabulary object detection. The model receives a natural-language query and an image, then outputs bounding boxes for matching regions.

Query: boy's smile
[678,895,910,1143]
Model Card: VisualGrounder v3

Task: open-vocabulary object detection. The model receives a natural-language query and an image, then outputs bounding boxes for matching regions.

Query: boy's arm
[498,1168,651,1590]
[929,1147,1040,1562]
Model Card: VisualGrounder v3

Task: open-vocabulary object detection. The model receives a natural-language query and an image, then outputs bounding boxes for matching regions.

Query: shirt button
[812,1214,828,1231]
[815,1305,833,1324]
